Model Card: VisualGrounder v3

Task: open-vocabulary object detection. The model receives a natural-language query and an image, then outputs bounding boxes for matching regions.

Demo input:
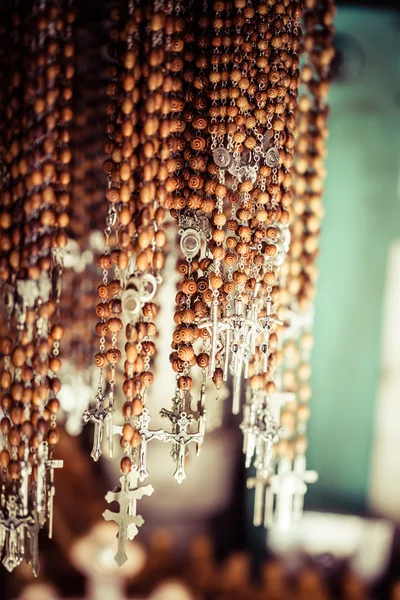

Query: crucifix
[1,495,34,573]
[241,390,283,472]
[258,298,284,373]
[240,402,258,468]
[292,454,318,522]
[46,453,63,539]
[253,406,283,474]
[285,306,315,340]
[19,443,32,515]
[138,408,165,481]
[183,388,207,457]
[25,512,41,577]
[103,470,154,566]
[36,441,63,538]
[264,456,318,530]
[246,468,269,527]
[198,305,229,379]
[163,412,203,483]
[83,393,113,461]
[196,380,207,456]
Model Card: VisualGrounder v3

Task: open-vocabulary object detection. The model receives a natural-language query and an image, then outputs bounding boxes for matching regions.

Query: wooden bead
[130,430,142,448]
[120,456,132,474]
[132,396,143,415]
[49,357,61,372]
[11,347,25,368]
[8,460,21,480]
[47,428,60,445]
[0,449,10,468]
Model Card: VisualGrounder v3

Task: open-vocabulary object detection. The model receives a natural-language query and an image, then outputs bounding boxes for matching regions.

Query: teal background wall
[306,7,400,514]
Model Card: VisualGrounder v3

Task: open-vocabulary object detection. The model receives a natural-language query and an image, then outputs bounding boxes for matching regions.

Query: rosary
[0,0,336,573]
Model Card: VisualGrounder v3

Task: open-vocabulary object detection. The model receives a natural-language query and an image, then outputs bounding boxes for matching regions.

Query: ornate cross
[265,456,318,530]
[163,412,203,483]
[0,495,34,572]
[19,443,32,515]
[138,408,165,481]
[36,441,63,536]
[103,470,154,566]
[83,396,113,462]
[25,512,41,577]
[246,468,269,527]
[257,298,284,372]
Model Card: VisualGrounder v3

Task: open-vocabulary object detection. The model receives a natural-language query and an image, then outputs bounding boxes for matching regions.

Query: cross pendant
[138,408,165,481]
[103,470,154,566]
[83,400,112,462]
[246,469,268,527]
[163,412,203,483]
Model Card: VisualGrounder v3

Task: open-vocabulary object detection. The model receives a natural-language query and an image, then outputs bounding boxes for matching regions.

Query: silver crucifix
[264,456,318,530]
[163,412,203,483]
[83,395,113,461]
[138,408,165,481]
[1,495,34,572]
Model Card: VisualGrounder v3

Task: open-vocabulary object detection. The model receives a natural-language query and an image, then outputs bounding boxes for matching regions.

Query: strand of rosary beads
[121,0,183,483]
[237,0,319,531]
[161,0,212,482]
[250,0,335,531]
[86,0,193,566]
[268,0,335,530]
[0,7,24,287]
[0,0,74,575]
[238,0,289,480]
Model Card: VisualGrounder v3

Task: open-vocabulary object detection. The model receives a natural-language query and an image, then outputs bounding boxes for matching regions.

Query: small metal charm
[265,147,279,167]
[180,228,201,259]
[213,146,231,169]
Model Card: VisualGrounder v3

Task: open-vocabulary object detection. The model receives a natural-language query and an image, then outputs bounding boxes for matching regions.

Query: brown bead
[49,357,62,373]
[47,398,61,414]
[122,423,134,442]
[120,456,132,474]
[8,426,21,446]
[10,406,23,425]
[132,396,143,415]
[8,460,21,480]
[0,370,12,389]
[130,430,142,448]
[266,381,276,395]
[0,449,10,468]
[0,336,13,355]
[50,324,64,341]
[47,428,60,445]
[122,401,133,419]
[11,347,25,368]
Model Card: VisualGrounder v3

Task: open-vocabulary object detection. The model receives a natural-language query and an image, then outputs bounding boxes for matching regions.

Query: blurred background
[2,0,400,599]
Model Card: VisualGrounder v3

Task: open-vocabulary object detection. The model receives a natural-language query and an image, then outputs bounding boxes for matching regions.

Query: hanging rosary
[0,0,336,573]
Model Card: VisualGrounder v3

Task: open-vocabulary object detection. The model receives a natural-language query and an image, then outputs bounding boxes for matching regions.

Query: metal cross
[19,443,32,515]
[36,441,63,536]
[163,412,203,483]
[0,495,34,572]
[257,298,284,372]
[25,513,41,577]
[138,408,165,481]
[83,397,113,462]
[46,455,63,540]
[264,456,318,530]
[246,468,269,527]
[103,470,154,566]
